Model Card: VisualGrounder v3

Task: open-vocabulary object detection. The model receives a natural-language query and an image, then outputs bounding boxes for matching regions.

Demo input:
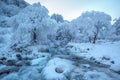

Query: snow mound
[41,57,74,80]
[110,63,120,72]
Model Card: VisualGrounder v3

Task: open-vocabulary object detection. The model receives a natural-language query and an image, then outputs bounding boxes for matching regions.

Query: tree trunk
[93,34,97,44]
[31,28,37,44]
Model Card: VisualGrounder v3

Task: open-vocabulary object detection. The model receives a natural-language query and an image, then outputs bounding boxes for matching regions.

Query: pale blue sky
[25,0,120,21]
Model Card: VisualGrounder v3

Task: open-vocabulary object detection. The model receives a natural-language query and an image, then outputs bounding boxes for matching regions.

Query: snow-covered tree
[111,18,120,41]
[10,3,48,45]
[11,3,58,47]
[113,18,120,35]
[72,11,112,43]
[0,0,28,46]
[51,13,64,23]
[1,0,28,8]
[0,0,28,17]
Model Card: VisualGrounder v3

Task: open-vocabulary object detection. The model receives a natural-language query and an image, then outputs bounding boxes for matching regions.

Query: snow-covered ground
[0,41,120,80]
[67,41,120,72]
[0,0,120,80]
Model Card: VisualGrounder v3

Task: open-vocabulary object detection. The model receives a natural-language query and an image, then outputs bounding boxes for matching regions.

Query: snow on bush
[56,22,76,46]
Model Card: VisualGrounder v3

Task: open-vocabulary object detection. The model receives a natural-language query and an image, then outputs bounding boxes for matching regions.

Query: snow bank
[41,57,74,80]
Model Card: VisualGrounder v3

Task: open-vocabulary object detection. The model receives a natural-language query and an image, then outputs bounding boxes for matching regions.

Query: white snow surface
[67,41,120,71]
[42,57,74,80]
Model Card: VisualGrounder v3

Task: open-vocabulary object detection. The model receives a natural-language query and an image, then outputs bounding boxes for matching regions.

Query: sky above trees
[25,0,120,21]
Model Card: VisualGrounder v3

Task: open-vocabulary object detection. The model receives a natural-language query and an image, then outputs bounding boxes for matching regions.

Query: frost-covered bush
[56,22,76,46]
[47,22,77,55]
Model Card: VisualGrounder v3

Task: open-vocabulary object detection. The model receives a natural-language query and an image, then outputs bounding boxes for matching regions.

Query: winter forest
[0,0,120,80]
